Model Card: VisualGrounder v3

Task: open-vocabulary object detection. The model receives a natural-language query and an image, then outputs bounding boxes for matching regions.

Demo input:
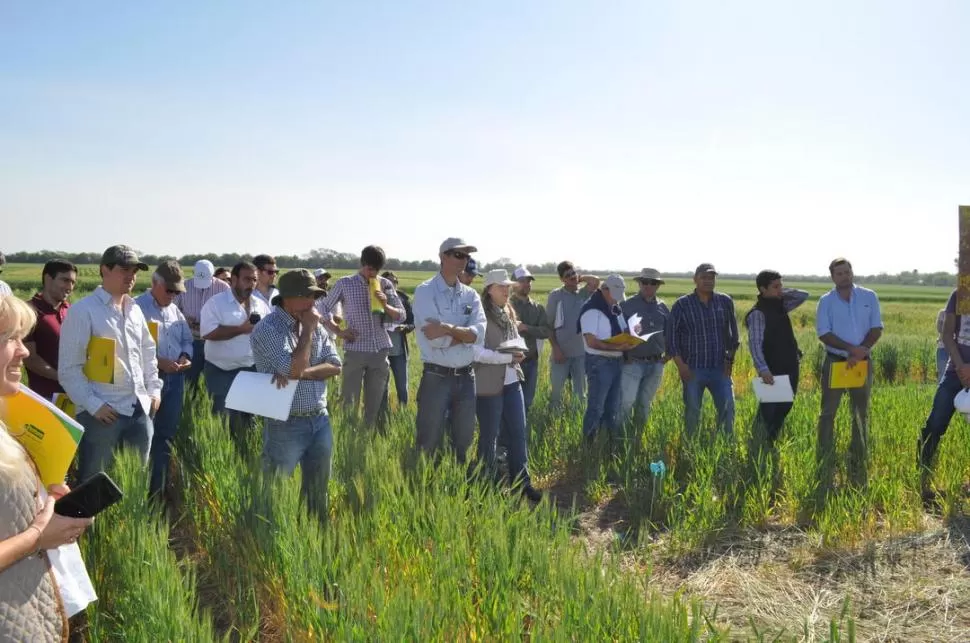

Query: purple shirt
[322,273,403,353]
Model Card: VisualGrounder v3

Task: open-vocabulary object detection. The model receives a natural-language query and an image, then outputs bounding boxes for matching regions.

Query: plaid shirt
[668,291,740,370]
[175,277,230,338]
[250,307,342,416]
[322,273,403,353]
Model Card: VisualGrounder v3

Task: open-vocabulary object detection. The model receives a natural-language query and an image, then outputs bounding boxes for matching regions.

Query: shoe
[523,485,542,504]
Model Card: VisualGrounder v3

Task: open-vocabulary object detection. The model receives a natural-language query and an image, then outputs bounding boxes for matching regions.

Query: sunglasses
[165,288,180,295]
[562,270,577,279]
[449,251,469,261]
[261,268,279,275]
[641,280,661,286]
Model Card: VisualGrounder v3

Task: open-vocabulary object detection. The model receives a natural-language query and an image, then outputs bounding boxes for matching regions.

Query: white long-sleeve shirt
[58,286,162,416]
[473,345,519,385]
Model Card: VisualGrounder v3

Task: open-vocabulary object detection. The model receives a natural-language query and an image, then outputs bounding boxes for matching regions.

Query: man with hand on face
[668,263,740,438]
[24,259,77,401]
[136,260,194,497]
[200,261,271,442]
[251,269,342,520]
[59,245,163,482]
[815,257,882,489]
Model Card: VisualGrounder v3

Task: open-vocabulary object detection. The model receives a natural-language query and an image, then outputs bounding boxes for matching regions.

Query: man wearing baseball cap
[411,237,487,462]
[136,260,194,497]
[618,268,670,427]
[251,269,342,520]
[176,259,230,391]
[668,263,740,438]
[578,274,638,443]
[458,257,482,287]
[510,266,549,412]
[59,244,163,482]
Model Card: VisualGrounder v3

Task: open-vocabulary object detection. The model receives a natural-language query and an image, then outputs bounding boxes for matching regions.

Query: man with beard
[24,259,77,401]
[59,245,162,481]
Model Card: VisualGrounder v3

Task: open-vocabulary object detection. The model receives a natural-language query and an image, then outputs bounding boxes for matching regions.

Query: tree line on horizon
[2,248,958,286]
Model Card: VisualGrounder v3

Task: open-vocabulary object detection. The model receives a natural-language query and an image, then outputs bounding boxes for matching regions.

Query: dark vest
[576,290,623,336]
[746,296,800,376]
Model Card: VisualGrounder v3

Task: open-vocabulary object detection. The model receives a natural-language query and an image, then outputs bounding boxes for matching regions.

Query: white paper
[48,543,97,616]
[225,371,297,421]
[626,313,664,342]
[554,301,564,330]
[751,375,794,403]
[496,337,528,353]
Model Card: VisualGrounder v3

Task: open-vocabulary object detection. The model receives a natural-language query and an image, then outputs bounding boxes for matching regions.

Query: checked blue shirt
[668,291,740,370]
[250,307,342,416]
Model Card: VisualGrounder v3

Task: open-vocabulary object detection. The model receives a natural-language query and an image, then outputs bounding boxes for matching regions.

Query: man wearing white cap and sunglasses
[411,237,487,463]
[176,259,230,391]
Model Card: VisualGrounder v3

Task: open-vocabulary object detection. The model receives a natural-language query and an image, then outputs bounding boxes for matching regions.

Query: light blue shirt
[411,273,486,368]
[135,291,194,362]
[815,285,883,357]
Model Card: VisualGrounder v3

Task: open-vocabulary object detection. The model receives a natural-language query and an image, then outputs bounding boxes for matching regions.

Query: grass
[11,267,967,638]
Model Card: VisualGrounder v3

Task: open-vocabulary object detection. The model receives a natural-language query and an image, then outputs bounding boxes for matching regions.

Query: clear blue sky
[2,1,967,274]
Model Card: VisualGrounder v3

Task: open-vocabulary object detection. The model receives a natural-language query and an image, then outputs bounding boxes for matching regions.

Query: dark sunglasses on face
[449,251,469,261]
[165,288,180,295]
[261,268,279,275]
[642,280,661,286]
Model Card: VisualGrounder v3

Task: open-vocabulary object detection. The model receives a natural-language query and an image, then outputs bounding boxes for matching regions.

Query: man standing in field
[545,261,600,408]
[59,245,162,482]
[815,258,882,490]
[617,268,669,428]
[917,287,970,492]
[458,256,482,287]
[251,269,342,520]
[252,254,280,306]
[24,259,77,401]
[321,245,405,429]
[744,270,809,454]
[411,238,487,462]
[668,263,740,438]
[510,266,549,413]
[175,259,230,391]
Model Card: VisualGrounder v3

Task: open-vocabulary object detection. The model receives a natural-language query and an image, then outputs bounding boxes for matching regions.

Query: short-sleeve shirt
[200,291,271,370]
[815,285,883,358]
[580,309,624,358]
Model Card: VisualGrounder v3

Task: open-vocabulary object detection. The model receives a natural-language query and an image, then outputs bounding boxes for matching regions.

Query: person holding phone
[0,295,94,640]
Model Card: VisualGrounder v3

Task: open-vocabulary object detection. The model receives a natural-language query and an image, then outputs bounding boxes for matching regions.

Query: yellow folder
[830,360,868,389]
[369,278,384,313]
[52,392,77,418]
[602,332,643,346]
[1,387,85,486]
[147,320,159,344]
[83,336,116,384]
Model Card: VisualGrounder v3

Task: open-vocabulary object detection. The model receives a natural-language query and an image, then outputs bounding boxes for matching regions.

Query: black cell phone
[54,471,123,518]
[249,313,262,325]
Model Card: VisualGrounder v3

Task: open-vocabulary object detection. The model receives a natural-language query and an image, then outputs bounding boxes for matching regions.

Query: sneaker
[523,485,542,504]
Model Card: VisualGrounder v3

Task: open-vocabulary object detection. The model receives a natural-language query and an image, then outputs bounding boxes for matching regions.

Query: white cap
[313,268,332,278]
[512,266,533,281]
[603,274,626,301]
[439,237,478,255]
[193,260,214,289]
[483,269,516,288]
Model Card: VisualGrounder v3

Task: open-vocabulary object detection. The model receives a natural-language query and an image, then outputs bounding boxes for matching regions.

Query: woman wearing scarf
[473,270,542,503]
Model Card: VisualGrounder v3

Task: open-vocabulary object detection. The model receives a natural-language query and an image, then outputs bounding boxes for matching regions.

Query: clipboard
[83,337,116,384]
[830,360,868,389]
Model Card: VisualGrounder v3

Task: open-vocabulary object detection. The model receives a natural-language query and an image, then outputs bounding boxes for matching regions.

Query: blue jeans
[150,372,185,496]
[76,404,153,483]
[187,339,206,389]
[582,354,623,439]
[618,360,664,424]
[388,353,409,406]
[520,359,539,413]
[550,355,585,407]
[415,367,477,463]
[936,346,948,383]
[919,368,963,471]
[263,413,333,517]
[683,367,735,437]
[204,361,256,441]
[476,383,531,488]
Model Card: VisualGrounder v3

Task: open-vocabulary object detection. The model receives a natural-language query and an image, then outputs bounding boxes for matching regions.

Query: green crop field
[7,263,969,639]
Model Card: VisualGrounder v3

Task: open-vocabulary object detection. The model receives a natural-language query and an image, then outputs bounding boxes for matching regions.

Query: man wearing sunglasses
[136,260,194,497]
[252,254,280,306]
[545,261,600,408]
[618,268,670,429]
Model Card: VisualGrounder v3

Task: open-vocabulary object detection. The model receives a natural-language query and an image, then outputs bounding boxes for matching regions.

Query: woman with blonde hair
[473,270,541,503]
[0,295,93,641]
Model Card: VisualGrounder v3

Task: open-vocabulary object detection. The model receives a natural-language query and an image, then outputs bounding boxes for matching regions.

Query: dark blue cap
[464,257,481,276]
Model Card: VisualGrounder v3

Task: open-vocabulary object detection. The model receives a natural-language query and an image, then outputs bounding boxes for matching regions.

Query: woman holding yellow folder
[0,295,94,641]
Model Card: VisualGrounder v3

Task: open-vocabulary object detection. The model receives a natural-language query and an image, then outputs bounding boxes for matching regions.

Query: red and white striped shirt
[175,277,231,338]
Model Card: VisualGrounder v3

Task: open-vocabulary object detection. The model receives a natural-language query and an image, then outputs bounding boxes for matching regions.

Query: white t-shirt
[200,291,271,370]
[580,309,624,358]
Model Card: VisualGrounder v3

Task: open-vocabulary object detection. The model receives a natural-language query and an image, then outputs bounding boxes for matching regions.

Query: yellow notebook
[369,278,384,313]
[602,332,643,346]
[147,320,159,344]
[2,387,85,486]
[83,336,116,384]
[830,360,868,389]
[52,392,77,418]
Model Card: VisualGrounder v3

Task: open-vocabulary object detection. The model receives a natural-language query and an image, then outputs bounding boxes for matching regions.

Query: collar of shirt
[93,286,135,313]
[30,292,69,317]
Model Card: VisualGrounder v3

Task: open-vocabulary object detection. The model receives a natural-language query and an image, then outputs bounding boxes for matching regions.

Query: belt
[289,407,328,418]
[627,355,663,363]
[825,353,869,363]
[424,363,474,376]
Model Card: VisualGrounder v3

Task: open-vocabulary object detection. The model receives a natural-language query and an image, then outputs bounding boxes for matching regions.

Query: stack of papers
[496,338,528,354]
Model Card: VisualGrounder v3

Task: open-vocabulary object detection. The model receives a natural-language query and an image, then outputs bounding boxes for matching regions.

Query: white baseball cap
[603,274,626,301]
[313,268,332,279]
[483,269,516,288]
[193,260,215,289]
[439,237,478,255]
[512,266,534,281]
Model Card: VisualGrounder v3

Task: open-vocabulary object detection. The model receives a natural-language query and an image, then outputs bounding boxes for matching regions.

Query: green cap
[272,269,326,306]
[101,244,149,271]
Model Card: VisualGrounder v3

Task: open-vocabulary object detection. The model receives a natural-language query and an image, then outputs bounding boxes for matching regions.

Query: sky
[1,1,968,275]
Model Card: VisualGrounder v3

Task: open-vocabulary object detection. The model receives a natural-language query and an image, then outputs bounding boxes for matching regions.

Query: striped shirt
[175,277,230,338]
[668,291,740,370]
[745,289,809,374]
[58,286,163,416]
[321,273,403,353]
[250,307,342,416]
[0,281,11,297]
[135,292,195,362]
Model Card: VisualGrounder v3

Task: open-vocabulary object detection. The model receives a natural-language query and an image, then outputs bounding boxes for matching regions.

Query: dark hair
[557,261,574,277]
[755,270,782,291]
[42,259,78,282]
[252,254,276,270]
[828,258,851,275]
[361,245,386,270]
[232,261,257,277]
[381,270,398,282]
[214,267,230,277]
